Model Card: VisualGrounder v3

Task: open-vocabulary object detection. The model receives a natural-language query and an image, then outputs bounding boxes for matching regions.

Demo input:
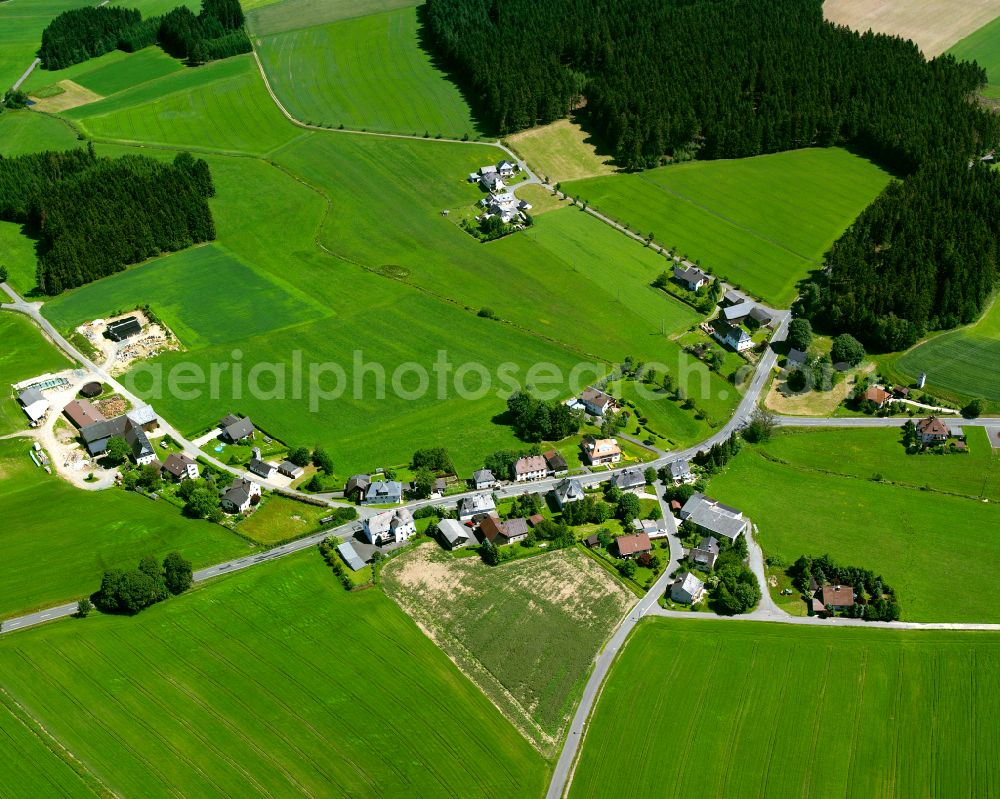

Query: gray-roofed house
[786,348,807,366]
[437,518,472,550]
[673,264,710,291]
[161,453,199,482]
[514,454,548,482]
[690,536,720,570]
[459,492,497,521]
[711,319,753,352]
[278,460,304,479]
[247,457,274,479]
[496,160,517,178]
[669,459,695,484]
[363,480,403,505]
[17,387,49,424]
[679,492,749,541]
[363,507,415,545]
[552,477,585,509]
[220,478,261,514]
[337,541,367,571]
[722,300,755,323]
[612,468,646,492]
[671,572,705,604]
[80,414,156,464]
[473,468,497,490]
[722,289,747,306]
[220,414,254,443]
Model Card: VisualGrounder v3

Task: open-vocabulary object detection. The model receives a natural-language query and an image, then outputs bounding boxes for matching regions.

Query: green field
[949,14,1000,98]
[761,427,1000,501]
[0,552,547,797]
[383,545,634,755]
[708,445,1000,623]
[68,55,299,155]
[569,618,1000,798]
[0,314,73,436]
[70,46,185,96]
[0,0,93,92]
[256,6,484,137]
[608,378,714,448]
[248,0,421,36]
[894,297,1000,404]
[0,110,80,156]
[0,438,250,617]
[565,148,893,306]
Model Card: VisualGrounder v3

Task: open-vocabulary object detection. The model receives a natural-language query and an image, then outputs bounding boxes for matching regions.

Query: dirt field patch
[823,0,1000,56]
[382,544,633,755]
[507,119,616,183]
[30,80,103,113]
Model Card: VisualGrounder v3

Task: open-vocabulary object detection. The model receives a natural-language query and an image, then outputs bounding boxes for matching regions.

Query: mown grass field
[235,494,330,545]
[247,0,420,36]
[0,314,73,436]
[948,13,1000,97]
[762,427,1000,501]
[894,297,1000,404]
[570,618,1000,798]
[382,545,633,756]
[0,109,79,156]
[507,119,615,183]
[565,148,893,306]
[256,6,484,137]
[67,55,299,154]
[0,0,92,91]
[708,445,1000,623]
[0,552,547,798]
[0,438,251,617]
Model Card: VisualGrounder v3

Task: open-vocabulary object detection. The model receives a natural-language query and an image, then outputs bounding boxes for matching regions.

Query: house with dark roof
[786,348,807,366]
[689,536,720,570]
[552,477,585,509]
[673,264,710,291]
[247,457,274,480]
[473,468,497,489]
[722,289,747,306]
[671,572,705,604]
[437,518,472,550]
[105,316,142,342]
[544,450,568,476]
[346,474,371,500]
[749,306,773,327]
[363,480,403,505]
[679,493,749,541]
[161,453,199,481]
[220,414,254,442]
[63,399,105,429]
[612,468,646,492]
[669,459,695,485]
[278,461,304,479]
[221,478,261,514]
[616,532,651,558]
[80,414,156,465]
[459,492,496,520]
[712,319,753,352]
[917,415,949,445]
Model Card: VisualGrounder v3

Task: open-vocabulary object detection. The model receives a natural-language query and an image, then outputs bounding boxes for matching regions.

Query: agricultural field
[247,0,421,37]
[0,438,250,618]
[0,110,80,156]
[67,55,299,155]
[0,0,92,91]
[949,13,1000,97]
[761,427,1000,501]
[255,5,484,137]
[893,298,1000,405]
[569,618,1000,798]
[824,0,1000,57]
[0,314,73,437]
[564,147,893,307]
[0,552,547,798]
[507,119,615,182]
[382,544,634,755]
[708,446,1000,623]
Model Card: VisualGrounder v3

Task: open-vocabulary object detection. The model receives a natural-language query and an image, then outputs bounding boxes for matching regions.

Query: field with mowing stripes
[895,298,1000,404]
[569,619,1000,798]
[0,315,73,437]
[255,5,484,137]
[950,13,1000,97]
[67,55,298,154]
[708,446,1000,623]
[0,553,547,798]
[0,438,250,618]
[248,0,420,36]
[565,148,893,306]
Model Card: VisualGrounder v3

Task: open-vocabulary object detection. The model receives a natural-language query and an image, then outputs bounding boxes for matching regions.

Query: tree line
[0,146,216,294]
[94,553,193,615]
[425,0,1000,349]
[38,0,248,71]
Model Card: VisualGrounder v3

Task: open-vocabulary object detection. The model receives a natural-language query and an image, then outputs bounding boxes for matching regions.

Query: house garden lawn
[235,494,334,545]
[381,544,634,756]
[707,446,1000,623]
[255,6,485,138]
[761,426,1000,501]
[0,438,251,618]
[0,552,546,798]
[564,147,893,307]
[887,295,1000,408]
[0,0,94,92]
[246,0,421,36]
[0,314,73,437]
[506,118,616,183]
[569,618,1000,798]
[66,55,300,155]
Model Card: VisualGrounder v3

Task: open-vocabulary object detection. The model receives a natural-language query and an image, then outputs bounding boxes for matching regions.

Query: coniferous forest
[0,147,216,294]
[39,0,249,71]
[426,0,1000,349]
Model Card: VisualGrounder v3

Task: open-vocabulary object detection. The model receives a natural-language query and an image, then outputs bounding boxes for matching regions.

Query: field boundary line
[0,686,117,799]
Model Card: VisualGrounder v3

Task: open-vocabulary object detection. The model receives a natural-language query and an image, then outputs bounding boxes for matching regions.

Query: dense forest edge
[38,0,250,71]
[425,0,1000,350]
[0,145,216,294]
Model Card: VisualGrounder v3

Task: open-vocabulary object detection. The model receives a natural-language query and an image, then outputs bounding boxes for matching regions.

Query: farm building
[79,411,158,465]
[722,300,755,324]
[220,478,261,514]
[161,453,199,481]
[615,532,651,558]
[722,289,748,306]
[278,460,304,479]
[63,400,106,429]
[671,573,705,605]
[544,450,568,475]
[749,306,773,327]
[337,541,367,571]
[105,316,142,342]
[679,493,749,541]
[363,508,415,546]
[437,518,473,550]
[17,387,49,424]
[345,474,371,500]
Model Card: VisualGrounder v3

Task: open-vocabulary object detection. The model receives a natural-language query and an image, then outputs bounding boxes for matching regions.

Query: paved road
[12,58,40,92]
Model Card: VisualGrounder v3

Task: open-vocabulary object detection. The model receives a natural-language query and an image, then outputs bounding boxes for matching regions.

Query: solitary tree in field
[76,598,92,617]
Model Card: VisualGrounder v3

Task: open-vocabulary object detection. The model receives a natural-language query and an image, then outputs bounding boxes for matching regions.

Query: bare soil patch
[823,0,1000,56]
[30,80,103,113]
